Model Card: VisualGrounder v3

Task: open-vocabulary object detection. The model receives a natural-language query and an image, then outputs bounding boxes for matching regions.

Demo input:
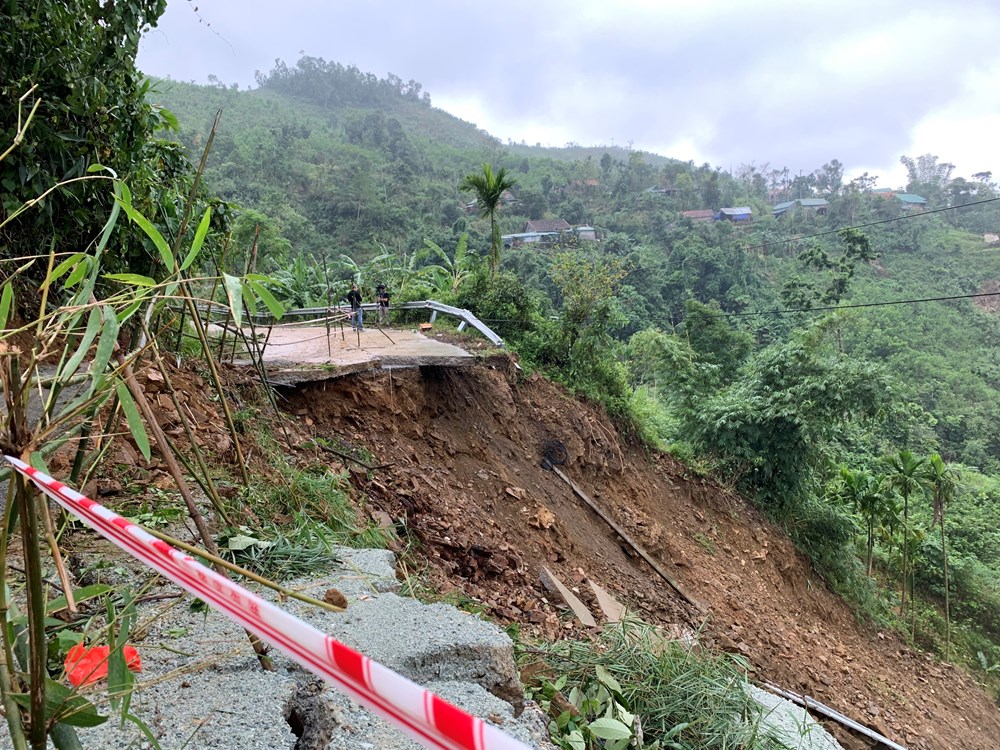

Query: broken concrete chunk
[539,567,597,627]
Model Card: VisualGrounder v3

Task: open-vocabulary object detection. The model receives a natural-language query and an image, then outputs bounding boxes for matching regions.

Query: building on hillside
[501,231,559,248]
[772,197,830,218]
[503,221,598,248]
[523,218,572,233]
[894,193,927,210]
[645,185,680,196]
[871,189,928,211]
[983,233,999,246]
[718,206,753,222]
[681,209,715,222]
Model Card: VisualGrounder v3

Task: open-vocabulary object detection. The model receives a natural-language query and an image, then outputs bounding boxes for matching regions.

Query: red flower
[65,643,142,687]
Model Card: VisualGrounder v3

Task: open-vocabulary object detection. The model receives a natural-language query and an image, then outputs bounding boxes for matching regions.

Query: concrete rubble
[64,547,552,750]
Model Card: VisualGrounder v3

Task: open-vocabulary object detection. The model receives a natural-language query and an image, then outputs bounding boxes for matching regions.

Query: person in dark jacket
[376,283,390,325]
[346,283,364,331]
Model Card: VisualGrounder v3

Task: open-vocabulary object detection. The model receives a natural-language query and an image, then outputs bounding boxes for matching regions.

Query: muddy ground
[277,359,1000,750]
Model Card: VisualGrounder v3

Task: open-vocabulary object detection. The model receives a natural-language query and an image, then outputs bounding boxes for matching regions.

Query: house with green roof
[772,198,830,218]
[871,189,928,210]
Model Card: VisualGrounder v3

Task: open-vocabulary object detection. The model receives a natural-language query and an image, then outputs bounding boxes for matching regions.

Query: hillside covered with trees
[3,9,1000,743]
[149,57,1000,691]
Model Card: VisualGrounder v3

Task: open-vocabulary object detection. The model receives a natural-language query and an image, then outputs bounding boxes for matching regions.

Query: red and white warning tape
[4,456,533,750]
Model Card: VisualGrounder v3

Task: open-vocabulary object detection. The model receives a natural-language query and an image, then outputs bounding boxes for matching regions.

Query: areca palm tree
[925,453,961,659]
[459,163,516,279]
[832,466,885,577]
[883,449,928,617]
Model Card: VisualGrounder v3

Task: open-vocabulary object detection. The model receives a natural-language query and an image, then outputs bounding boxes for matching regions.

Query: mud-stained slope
[282,360,1000,750]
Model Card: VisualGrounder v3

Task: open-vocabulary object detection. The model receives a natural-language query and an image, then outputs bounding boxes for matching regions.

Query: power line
[745,196,1000,252]
[704,291,1000,318]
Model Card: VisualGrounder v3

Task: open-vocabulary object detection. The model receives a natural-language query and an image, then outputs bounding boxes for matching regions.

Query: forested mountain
[149,57,1000,687]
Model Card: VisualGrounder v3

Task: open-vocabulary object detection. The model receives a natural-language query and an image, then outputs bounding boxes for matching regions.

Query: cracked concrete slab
[5,547,552,750]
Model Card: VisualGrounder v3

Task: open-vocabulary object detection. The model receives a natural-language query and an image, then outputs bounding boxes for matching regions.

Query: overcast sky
[138,0,1000,189]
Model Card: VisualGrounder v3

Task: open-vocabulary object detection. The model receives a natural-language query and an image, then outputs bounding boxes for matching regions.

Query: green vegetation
[522,618,790,749]
[144,57,1000,690]
[5,10,1000,744]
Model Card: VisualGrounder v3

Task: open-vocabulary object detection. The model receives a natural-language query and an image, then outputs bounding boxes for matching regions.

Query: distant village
[491,182,931,249]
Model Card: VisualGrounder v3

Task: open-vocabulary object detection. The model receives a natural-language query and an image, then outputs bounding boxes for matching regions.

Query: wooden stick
[549,465,706,613]
[39,500,76,613]
[116,351,274,670]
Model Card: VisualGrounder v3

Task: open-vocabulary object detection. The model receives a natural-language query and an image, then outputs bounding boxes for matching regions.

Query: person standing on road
[376,283,390,325]
[346,282,364,331]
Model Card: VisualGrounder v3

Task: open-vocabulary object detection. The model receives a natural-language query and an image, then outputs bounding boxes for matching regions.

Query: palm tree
[883,449,927,619]
[925,453,961,660]
[832,466,884,577]
[459,163,516,279]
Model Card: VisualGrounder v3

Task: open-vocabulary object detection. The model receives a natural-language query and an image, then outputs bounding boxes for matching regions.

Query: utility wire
[703,291,1000,318]
[479,290,1000,323]
[745,196,1000,252]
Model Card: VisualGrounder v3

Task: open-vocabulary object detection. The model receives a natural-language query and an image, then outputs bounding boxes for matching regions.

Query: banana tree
[417,233,479,296]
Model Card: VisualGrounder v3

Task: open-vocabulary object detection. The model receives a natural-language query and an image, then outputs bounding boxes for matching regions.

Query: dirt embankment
[280,359,1000,750]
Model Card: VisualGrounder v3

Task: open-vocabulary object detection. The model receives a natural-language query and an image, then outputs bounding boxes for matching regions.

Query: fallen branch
[311,440,391,471]
[548,465,707,614]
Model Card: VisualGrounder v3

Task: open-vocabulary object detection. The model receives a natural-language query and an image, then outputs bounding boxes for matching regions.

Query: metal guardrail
[195,299,504,347]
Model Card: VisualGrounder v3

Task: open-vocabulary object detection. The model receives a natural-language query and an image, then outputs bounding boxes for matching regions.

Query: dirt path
[281,363,1000,750]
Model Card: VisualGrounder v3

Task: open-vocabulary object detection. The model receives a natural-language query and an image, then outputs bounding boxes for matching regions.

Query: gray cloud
[138,0,1000,179]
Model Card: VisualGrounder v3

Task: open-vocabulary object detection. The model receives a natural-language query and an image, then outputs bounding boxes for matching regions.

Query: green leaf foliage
[115,381,151,462]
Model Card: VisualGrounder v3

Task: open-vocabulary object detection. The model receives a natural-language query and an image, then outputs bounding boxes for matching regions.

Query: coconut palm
[925,453,961,659]
[459,163,516,279]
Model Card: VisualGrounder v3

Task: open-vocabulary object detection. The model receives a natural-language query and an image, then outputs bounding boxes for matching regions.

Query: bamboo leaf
[64,256,91,288]
[44,253,88,290]
[223,273,243,328]
[59,308,101,382]
[46,585,113,615]
[122,712,160,749]
[246,279,285,320]
[103,273,156,287]
[0,282,13,331]
[10,679,108,728]
[180,207,211,272]
[241,280,257,315]
[116,298,145,325]
[115,381,150,461]
[95,196,122,258]
[88,307,119,395]
[120,202,173,270]
[117,181,132,209]
[50,722,85,750]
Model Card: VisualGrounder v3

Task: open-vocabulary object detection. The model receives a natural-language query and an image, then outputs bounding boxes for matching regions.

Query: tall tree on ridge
[460,163,516,279]
[925,453,961,660]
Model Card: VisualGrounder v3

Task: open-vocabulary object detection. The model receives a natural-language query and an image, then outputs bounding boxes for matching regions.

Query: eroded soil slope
[282,360,1000,750]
